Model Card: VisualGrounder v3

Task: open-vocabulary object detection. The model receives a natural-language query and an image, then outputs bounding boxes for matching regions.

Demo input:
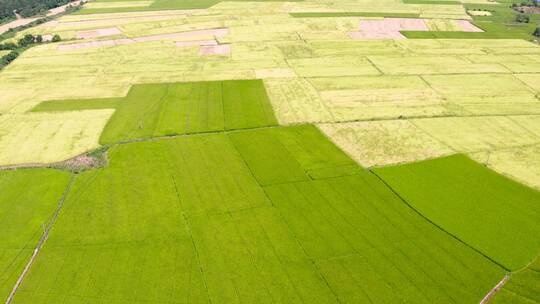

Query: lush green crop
[374,154,540,271]
[491,256,540,304]
[0,169,71,301]
[10,126,505,303]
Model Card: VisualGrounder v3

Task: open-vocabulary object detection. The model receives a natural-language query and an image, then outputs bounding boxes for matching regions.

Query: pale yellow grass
[287,56,380,77]
[264,77,333,124]
[368,55,510,75]
[412,116,540,152]
[423,74,538,105]
[0,110,113,165]
[255,68,296,79]
[318,120,453,167]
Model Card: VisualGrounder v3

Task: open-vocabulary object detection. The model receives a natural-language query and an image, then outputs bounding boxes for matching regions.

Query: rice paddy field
[1,0,539,303]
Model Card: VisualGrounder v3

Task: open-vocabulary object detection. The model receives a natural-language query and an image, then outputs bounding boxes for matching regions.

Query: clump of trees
[534,27,540,37]
[512,0,538,8]
[0,33,61,68]
[516,13,531,23]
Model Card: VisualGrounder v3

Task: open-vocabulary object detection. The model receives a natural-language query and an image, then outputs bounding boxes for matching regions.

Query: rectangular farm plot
[423,74,538,104]
[286,56,380,77]
[264,175,505,303]
[263,77,333,124]
[187,207,337,304]
[34,80,278,145]
[0,169,71,301]
[0,110,113,166]
[229,125,362,185]
[411,116,540,152]
[318,120,453,167]
[374,154,540,271]
[367,55,510,75]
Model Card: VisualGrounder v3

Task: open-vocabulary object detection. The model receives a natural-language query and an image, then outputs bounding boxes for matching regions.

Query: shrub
[516,13,530,23]
[52,34,61,42]
[534,27,540,37]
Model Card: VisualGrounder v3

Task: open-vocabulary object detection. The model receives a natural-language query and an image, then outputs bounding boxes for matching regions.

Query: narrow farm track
[5,175,76,304]
[480,274,509,304]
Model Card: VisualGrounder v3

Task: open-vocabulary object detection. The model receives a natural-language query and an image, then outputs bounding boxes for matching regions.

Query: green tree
[51,34,61,42]
[17,34,35,47]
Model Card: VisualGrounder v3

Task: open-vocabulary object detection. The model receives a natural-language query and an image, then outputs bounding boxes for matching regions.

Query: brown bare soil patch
[199,44,231,56]
[59,28,228,50]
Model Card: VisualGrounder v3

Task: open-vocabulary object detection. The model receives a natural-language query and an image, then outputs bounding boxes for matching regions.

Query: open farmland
[5,126,506,303]
[1,0,540,303]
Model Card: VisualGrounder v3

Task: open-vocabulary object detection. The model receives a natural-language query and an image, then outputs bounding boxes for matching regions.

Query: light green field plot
[11,125,506,303]
[374,154,540,271]
[411,116,540,152]
[422,74,539,104]
[0,50,11,57]
[311,75,441,104]
[33,80,277,145]
[491,256,540,304]
[0,169,71,301]
[308,75,451,121]
[367,55,510,75]
[287,56,381,77]
[318,120,453,167]
[0,110,113,165]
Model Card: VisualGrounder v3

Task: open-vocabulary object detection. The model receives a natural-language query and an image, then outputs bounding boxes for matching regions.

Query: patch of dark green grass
[32,80,278,144]
[374,154,540,271]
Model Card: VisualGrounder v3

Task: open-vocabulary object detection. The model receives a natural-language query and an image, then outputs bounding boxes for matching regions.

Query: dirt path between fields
[480,274,509,304]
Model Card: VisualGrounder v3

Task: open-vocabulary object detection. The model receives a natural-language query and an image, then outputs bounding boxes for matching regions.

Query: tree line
[1,33,60,68]
[0,0,71,23]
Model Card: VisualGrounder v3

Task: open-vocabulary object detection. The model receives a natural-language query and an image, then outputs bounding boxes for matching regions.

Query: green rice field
[1,0,540,302]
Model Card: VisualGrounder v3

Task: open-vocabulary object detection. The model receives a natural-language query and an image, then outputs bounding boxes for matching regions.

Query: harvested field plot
[318,120,453,167]
[0,169,71,301]
[34,80,277,144]
[411,116,540,152]
[375,154,540,271]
